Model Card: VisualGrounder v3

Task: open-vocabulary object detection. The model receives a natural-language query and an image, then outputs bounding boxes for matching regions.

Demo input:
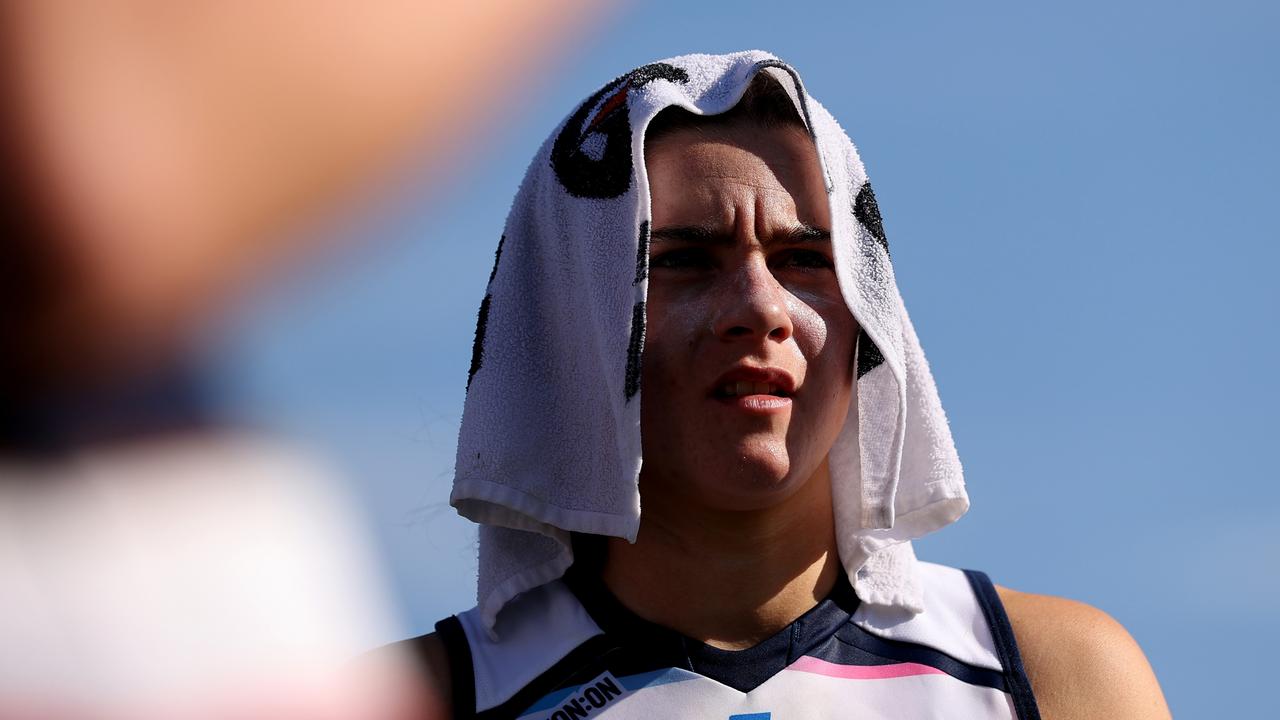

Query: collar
[562,564,860,693]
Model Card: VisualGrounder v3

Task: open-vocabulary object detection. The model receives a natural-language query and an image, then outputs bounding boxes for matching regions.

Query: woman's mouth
[711,374,795,414]
[715,381,790,398]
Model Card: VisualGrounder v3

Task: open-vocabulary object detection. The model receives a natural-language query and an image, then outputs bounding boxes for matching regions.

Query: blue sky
[219,2,1278,715]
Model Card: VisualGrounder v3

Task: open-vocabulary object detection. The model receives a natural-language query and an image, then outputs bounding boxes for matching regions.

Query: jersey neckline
[561,563,861,693]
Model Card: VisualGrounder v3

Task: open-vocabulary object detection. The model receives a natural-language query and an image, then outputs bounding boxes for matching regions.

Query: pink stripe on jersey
[788,656,947,680]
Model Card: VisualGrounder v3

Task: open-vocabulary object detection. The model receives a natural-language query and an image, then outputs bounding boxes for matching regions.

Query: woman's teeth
[722,381,783,397]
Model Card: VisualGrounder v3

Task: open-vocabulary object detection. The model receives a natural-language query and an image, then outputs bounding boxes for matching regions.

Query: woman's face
[640,122,856,512]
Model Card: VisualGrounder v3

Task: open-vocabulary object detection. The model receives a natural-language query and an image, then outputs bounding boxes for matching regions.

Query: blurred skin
[604,122,854,649]
[1,0,601,402]
[0,2,603,717]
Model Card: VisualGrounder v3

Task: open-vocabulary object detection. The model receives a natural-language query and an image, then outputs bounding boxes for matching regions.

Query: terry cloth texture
[451,51,968,635]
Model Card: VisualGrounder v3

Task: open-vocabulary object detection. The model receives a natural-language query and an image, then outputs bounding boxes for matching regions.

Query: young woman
[402,52,1169,720]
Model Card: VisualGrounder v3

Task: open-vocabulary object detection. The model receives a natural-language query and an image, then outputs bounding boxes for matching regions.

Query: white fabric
[0,434,409,717]
[457,581,604,712]
[454,561,1012,717]
[451,50,969,634]
[853,562,1002,672]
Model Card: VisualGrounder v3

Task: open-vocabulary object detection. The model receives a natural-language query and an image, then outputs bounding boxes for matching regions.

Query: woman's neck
[602,460,839,650]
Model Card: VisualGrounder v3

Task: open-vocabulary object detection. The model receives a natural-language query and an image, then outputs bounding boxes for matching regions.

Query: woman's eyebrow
[778,224,832,244]
[650,223,831,245]
[650,225,729,245]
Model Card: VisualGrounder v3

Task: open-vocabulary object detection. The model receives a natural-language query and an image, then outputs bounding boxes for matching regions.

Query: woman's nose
[711,257,793,343]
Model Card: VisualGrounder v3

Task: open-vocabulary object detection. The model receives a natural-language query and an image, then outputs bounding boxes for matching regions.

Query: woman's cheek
[785,295,830,357]
[640,302,687,389]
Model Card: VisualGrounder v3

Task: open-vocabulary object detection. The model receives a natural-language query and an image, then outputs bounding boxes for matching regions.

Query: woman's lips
[709,366,798,415]
[717,380,786,397]
[711,367,797,395]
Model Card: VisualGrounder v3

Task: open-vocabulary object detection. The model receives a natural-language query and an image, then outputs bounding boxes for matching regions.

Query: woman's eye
[774,249,834,270]
[650,248,712,270]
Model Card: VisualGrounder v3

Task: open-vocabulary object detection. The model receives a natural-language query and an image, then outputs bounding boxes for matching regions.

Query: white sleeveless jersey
[429,562,1040,720]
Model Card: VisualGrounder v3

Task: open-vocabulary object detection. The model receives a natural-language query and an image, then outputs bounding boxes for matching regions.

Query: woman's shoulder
[995,585,1171,720]
[362,631,453,718]
[413,632,454,716]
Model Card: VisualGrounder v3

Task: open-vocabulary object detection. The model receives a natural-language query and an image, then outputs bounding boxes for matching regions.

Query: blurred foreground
[0,1,601,716]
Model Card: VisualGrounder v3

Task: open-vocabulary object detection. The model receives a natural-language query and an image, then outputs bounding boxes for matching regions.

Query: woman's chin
[639,441,819,513]
[691,458,806,512]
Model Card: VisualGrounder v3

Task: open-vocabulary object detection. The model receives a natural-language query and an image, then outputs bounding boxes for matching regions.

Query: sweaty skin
[609,123,1171,717]
[404,122,1171,719]
[604,124,853,649]
[636,126,855,514]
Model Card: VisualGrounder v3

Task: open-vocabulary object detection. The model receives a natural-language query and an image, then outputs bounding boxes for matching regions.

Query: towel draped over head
[451,51,968,635]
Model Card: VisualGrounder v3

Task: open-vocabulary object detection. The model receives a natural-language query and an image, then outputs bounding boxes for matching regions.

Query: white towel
[451,51,968,634]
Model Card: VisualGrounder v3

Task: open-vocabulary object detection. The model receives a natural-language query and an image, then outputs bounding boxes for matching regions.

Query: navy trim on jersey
[435,615,477,720]
[964,570,1043,720]
[475,635,643,720]
[828,622,1010,691]
[429,566,1040,719]
[565,565,861,693]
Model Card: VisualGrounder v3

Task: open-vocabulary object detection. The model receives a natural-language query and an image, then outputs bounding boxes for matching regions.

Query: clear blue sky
[218,2,1278,715]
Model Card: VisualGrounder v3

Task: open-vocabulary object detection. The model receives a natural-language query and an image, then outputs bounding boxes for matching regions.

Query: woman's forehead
[646,125,830,230]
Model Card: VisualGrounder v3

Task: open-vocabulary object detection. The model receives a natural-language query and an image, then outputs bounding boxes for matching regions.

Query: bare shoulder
[995,586,1171,720]
[414,632,455,717]
[359,632,454,719]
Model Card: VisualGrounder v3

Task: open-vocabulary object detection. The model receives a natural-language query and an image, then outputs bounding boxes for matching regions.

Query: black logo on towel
[851,184,889,379]
[634,220,651,285]
[551,63,690,199]
[856,328,885,379]
[624,301,646,401]
[467,234,506,389]
[547,671,628,720]
[854,181,889,256]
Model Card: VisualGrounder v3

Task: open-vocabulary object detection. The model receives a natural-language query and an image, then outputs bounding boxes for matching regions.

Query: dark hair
[644,73,808,146]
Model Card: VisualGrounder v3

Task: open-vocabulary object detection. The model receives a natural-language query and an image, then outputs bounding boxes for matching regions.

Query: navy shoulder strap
[434,615,477,720]
[963,570,1042,720]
